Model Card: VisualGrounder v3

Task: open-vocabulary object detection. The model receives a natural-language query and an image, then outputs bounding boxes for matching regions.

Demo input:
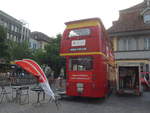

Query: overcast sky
[0,0,143,37]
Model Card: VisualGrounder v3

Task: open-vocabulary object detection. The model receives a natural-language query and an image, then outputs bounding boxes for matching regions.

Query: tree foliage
[44,34,65,77]
[0,27,65,77]
[7,40,32,61]
[0,25,32,62]
[31,48,46,65]
[0,25,8,59]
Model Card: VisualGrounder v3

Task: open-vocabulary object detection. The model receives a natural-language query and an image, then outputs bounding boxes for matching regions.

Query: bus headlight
[77,83,84,93]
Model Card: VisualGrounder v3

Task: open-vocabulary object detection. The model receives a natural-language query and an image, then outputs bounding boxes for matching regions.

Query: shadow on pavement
[115,93,142,98]
[60,96,106,105]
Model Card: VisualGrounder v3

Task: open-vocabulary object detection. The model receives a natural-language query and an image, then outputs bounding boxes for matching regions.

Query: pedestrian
[58,73,64,89]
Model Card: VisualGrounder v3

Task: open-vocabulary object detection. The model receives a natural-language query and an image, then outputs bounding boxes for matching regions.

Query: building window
[40,42,42,48]
[10,34,13,39]
[0,19,2,25]
[4,22,7,28]
[15,26,17,32]
[33,43,37,49]
[14,36,16,41]
[34,36,38,39]
[118,38,129,51]
[17,27,20,32]
[7,33,9,39]
[128,38,137,50]
[29,42,31,48]
[144,38,150,50]
[144,14,150,24]
[22,36,24,41]
[11,25,14,31]
[117,38,137,51]
[125,39,129,50]
[118,38,124,51]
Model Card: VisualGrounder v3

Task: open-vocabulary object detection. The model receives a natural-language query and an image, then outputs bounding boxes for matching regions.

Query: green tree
[44,34,65,78]
[8,40,32,61]
[32,48,46,65]
[0,25,8,59]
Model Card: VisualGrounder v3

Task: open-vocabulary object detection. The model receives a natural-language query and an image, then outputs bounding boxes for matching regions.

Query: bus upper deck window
[69,28,91,37]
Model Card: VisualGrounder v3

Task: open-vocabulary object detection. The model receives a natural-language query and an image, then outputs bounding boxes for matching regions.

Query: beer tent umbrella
[14,59,55,100]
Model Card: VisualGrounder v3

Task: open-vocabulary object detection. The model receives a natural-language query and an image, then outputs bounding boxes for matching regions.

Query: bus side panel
[94,55,108,97]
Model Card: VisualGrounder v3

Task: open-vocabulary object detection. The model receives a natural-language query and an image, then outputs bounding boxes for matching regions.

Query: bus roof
[65,18,104,29]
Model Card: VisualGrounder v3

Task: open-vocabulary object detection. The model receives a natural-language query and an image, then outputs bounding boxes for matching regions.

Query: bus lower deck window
[69,57,93,71]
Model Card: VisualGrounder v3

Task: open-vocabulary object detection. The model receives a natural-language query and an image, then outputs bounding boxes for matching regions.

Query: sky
[0,0,143,37]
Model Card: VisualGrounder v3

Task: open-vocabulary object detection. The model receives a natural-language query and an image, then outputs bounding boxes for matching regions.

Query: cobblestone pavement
[0,84,150,113]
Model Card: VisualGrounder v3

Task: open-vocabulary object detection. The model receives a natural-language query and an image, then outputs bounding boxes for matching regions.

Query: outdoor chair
[0,75,11,104]
[0,86,11,104]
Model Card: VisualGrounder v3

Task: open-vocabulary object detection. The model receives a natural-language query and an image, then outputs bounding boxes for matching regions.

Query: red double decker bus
[60,18,116,98]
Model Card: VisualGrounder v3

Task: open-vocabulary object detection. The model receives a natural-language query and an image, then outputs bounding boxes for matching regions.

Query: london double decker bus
[60,18,116,98]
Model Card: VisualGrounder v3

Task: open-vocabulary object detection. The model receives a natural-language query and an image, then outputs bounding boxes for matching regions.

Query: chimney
[145,0,150,6]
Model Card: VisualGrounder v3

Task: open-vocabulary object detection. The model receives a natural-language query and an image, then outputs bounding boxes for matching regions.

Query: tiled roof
[31,31,52,43]
[108,1,150,34]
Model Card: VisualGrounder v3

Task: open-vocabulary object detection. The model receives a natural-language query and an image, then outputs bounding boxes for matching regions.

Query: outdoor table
[31,87,45,104]
[12,85,21,103]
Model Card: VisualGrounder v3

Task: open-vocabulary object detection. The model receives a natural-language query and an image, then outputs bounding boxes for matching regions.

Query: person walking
[58,69,64,90]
